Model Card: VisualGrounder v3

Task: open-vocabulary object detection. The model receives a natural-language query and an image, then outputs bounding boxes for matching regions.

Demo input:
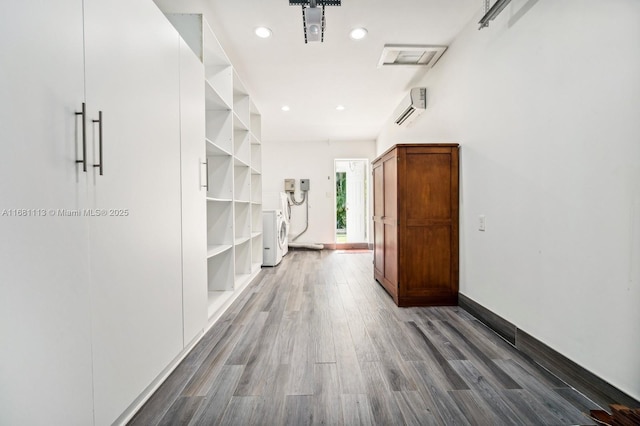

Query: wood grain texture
[516,328,639,409]
[129,251,600,426]
[393,390,441,426]
[411,317,467,361]
[224,311,268,365]
[458,293,516,344]
[359,361,405,425]
[496,358,593,425]
[189,365,244,425]
[372,144,459,307]
[448,389,499,426]
[332,317,367,394]
[340,394,374,426]
[283,395,314,426]
[406,321,469,391]
[128,361,199,425]
[157,396,204,426]
[313,363,343,425]
[218,396,259,426]
[182,323,245,396]
[450,360,524,425]
[439,320,521,390]
[461,293,639,409]
[405,361,472,426]
[500,389,565,426]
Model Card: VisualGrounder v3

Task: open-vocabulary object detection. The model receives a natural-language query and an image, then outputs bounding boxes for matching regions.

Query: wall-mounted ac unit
[395,87,426,127]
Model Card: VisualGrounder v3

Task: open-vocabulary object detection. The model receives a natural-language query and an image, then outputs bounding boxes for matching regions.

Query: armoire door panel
[373,164,384,217]
[383,156,397,219]
[84,1,184,423]
[383,224,398,286]
[403,225,452,295]
[0,1,94,424]
[405,153,452,221]
[374,221,385,275]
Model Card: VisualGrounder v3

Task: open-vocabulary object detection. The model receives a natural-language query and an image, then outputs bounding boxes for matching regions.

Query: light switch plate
[479,215,486,231]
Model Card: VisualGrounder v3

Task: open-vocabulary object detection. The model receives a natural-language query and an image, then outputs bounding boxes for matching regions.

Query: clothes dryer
[280,192,290,256]
[263,210,287,266]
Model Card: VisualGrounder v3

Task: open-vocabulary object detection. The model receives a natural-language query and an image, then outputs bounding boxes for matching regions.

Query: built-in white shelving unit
[249,101,263,275]
[166,14,263,321]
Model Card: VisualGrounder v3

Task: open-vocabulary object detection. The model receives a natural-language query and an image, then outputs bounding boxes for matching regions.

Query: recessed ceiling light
[336,105,345,111]
[349,27,368,40]
[281,105,290,112]
[255,27,272,38]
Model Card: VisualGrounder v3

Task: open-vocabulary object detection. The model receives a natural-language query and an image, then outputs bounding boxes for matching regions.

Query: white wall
[378,0,640,400]
[262,140,376,245]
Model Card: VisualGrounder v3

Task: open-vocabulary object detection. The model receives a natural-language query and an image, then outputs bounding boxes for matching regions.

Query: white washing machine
[263,210,288,266]
[280,192,290,256]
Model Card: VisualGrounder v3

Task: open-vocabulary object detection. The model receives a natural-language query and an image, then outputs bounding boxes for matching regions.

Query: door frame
[333,158,370,246]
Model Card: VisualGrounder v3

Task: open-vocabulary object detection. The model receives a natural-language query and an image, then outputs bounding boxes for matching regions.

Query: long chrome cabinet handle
[75,103,87,172]
[202,159,209,190]
[92,111,103,175]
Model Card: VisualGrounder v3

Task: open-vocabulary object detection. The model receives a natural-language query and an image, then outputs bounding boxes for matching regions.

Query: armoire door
[398,145,459,306]
[0,1,94,424]
[373,150,399,300]
[382,152,398,293]
[373,161,385,278]
[83,1,184,423]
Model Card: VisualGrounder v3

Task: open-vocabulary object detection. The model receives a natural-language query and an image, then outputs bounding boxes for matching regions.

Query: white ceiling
[200,0,481,143]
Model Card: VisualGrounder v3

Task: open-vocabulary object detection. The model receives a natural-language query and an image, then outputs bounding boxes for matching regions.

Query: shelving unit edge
[165,13,263,319]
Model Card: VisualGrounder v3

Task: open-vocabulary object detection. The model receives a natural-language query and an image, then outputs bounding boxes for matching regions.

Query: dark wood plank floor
[130,250,600,425]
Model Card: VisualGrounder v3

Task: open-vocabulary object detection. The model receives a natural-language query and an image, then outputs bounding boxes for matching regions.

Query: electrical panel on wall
[284,179,295,192]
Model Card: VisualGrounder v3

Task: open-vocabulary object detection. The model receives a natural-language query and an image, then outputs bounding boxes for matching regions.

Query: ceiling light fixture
[254,26,272,38]
[349,28,367,40]
[289,0,342,44]
[281,105,291,112]
[336,105,345,111]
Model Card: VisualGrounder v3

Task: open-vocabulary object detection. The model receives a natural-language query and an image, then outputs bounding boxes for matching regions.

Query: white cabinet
[83,1,184,423]
[1,3,258,425]
[0,2,94,425]
[179,38,208,346]
[1,1,207,425]
[165,14,263,320]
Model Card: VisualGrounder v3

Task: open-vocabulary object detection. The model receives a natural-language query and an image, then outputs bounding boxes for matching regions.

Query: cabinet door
[373,161,385,277]
[402,147,458,304]
[0,1,94,424]
[382,154,398,289]
[83,1,183,423]
[179,39,208,345]
[372,151,399,299]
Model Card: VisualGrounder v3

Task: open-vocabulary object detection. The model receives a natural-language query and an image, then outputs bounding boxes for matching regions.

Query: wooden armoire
[372,144,459,307]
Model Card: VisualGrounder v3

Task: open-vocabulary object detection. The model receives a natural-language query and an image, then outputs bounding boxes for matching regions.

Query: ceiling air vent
[378,44,447,69]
